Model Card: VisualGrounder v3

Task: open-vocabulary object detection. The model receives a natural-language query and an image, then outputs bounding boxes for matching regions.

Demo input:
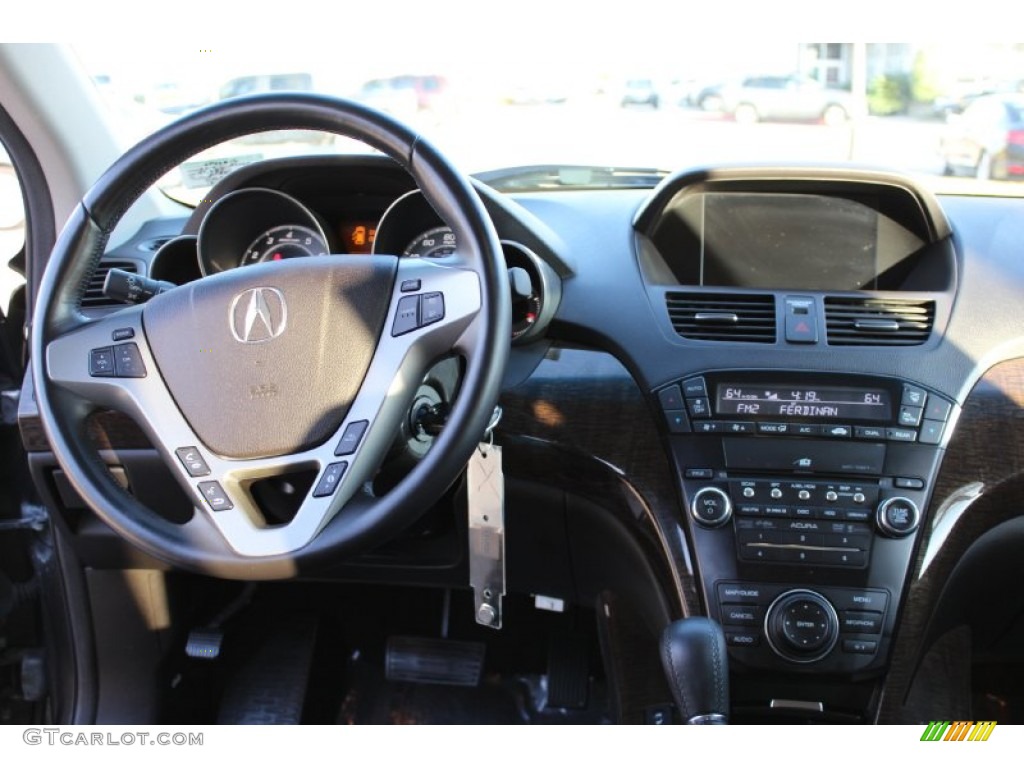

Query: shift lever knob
[660,617,729,724]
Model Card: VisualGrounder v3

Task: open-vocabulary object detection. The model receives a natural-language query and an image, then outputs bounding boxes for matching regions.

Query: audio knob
[765,589,839,664]
[876,497,921,537]
[690,487,732,528]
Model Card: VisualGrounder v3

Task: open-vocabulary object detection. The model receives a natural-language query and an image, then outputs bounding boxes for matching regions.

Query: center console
[656,370,954,675]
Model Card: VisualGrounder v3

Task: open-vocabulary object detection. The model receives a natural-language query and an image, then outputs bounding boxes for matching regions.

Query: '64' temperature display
[716,384,892,422]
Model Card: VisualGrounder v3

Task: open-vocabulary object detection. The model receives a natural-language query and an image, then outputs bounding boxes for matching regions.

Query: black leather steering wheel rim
[30,93,510,579]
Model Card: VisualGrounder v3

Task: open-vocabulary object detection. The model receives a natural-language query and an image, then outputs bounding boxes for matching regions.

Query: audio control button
[877,497,921,537]
[690,487,732,527]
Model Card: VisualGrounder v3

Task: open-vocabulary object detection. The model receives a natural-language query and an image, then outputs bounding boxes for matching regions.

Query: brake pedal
[385,636,485,687]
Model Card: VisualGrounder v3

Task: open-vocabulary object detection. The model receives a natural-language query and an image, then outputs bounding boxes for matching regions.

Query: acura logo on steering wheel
[229,287,288,343]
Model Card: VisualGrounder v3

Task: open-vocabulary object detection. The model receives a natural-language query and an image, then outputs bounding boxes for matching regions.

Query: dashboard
[26,153,1024,724]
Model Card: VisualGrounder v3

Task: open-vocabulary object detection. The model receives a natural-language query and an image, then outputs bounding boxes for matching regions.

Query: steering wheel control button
[335,420,369,456]
[89,347,116,377]
[175,447,211,477]
[392,295,421,336]
[313,461,348,498]
[690,487,732,527]
[198,481,232,511]
[400,279,421,293]
[420,292,445,325]
[113,342,147,377]
[876,497,921,537]
[111,327,135,341]
[840,611,883,634]
[766,590,839,663]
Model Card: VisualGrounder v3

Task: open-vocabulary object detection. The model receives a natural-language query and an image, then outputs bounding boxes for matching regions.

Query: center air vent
[82,261,138,308]
[666,292,776,343]
[824,297,934,346]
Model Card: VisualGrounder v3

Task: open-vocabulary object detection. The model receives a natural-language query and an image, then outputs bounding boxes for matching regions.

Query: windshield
[69,41,1024,204]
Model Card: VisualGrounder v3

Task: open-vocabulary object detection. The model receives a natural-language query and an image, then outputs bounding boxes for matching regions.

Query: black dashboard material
[22,154,1024,724]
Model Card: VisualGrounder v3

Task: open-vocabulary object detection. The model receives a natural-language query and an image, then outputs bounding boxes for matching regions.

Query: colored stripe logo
[920,721,996,741]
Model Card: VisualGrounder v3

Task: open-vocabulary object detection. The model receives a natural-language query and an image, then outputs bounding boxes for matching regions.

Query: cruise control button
[89,347,116,377]
[113,342,147,378]
[391,295,420,336]
[335,420,369,456]
[198,481,232,511]
[313,461,348,498]
[420,292,445,325]
[175,446,211,477]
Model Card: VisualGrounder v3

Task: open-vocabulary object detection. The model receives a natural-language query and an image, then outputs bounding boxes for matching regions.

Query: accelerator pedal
[385,636,485,687]
[547,632,590,709]
[216,616,318,724]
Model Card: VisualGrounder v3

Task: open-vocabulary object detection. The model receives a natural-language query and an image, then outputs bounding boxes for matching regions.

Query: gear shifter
[660,617,730,724]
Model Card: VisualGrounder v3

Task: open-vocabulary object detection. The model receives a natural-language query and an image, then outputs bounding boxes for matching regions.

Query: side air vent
[825,297,934,346]
[81,261,139,307]
[666,292,776,343]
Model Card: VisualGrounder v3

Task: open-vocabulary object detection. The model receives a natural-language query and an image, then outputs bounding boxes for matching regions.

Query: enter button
[840,610,882,634]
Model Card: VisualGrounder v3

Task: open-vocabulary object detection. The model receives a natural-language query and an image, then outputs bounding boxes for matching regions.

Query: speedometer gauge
[402,226,457,258]
[240,225,328,266]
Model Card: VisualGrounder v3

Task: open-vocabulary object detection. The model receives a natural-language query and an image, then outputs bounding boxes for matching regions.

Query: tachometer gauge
[402,226,457,258]
[241,225,328,266]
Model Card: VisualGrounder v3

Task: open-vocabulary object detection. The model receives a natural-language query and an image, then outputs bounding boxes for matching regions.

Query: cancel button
[840,610,882,635]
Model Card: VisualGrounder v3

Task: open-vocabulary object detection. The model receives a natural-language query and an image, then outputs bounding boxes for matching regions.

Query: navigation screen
[716,384,892,422]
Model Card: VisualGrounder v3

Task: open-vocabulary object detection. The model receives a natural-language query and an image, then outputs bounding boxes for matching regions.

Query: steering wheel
[30,94,510,579]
